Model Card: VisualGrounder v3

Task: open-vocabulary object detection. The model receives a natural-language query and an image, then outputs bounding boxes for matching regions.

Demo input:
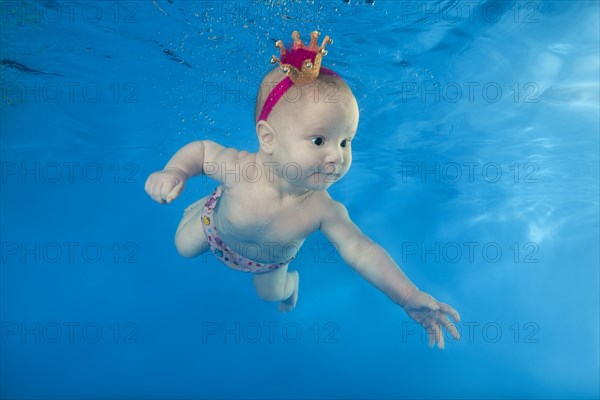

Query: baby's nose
[324,146,344,165]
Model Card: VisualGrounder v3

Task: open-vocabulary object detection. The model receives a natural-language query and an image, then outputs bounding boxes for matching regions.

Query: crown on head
[269,31,334,85]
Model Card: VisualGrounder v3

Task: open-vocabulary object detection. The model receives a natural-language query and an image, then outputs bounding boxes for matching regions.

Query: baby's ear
[256,121,275,154]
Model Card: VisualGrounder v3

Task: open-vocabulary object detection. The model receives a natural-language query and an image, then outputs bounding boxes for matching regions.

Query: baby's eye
[311,137,325,146]
[340,139,351,148]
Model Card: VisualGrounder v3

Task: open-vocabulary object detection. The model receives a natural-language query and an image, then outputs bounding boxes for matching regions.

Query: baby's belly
[209,186,320,263]
[213,210,308,264]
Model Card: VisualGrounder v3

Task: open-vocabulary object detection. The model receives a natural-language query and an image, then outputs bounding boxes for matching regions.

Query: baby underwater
[145,31,460,349]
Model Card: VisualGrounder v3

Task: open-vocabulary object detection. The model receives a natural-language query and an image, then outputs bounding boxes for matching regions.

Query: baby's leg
[174,195,210,258]
[253,265,299,313]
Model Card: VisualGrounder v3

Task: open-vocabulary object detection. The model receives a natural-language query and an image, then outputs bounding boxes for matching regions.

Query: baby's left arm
[319,200,460,350]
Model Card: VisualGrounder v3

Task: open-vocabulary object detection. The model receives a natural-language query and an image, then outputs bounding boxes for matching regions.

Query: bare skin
[145,75,461,349]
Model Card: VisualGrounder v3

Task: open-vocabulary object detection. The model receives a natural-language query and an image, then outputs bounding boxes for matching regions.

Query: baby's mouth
[316,167,341,175]
[313,171,340,181]
[314,170,337,176]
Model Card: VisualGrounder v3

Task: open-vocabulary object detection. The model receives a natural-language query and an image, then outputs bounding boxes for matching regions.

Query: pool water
[1,1,599,398]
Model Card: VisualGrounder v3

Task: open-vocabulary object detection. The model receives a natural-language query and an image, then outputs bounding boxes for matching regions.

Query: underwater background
[1,0,599,398]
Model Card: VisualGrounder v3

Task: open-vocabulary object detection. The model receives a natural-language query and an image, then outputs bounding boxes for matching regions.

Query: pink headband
[257,31,342,122]
[258,67,339,122]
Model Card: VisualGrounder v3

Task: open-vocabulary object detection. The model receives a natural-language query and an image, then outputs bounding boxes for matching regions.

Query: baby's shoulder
[204,141,255,164]
[212,149,257,187]
[309,191,352,230]
[309,191,347,215]
[237,150,255,164]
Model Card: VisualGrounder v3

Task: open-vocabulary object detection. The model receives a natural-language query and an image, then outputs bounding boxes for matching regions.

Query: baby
[145,31,460,349]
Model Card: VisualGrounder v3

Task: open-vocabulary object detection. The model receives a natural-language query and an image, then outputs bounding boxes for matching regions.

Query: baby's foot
[278,270,299,313]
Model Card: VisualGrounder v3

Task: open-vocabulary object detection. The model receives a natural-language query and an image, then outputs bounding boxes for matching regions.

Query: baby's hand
[401,289,461,350]
[144,167,188,204]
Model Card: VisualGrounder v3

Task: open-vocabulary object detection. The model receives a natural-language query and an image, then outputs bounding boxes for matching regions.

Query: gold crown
[269,31,334,85]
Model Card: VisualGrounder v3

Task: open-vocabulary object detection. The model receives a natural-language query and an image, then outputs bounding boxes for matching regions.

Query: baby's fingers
[165,180,185,203]
[438,302,460,323]
[145,174,162,198]
[436,323,444,350]
[439,315,460,341]
[159,180,178,203]
[150,183,168,204]
[145,179,164,203]
[427,327,435,348]
[145,173,167,203]
[426,323,444,350]
[144,175,152,194]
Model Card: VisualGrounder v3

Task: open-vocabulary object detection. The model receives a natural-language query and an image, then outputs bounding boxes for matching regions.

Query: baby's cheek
[344,153,353,169]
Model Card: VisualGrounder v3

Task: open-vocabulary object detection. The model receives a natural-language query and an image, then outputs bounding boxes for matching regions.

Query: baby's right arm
[145,140,244,204]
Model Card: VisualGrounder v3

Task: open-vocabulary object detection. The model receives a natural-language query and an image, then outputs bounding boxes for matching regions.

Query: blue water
[1,0,598,398]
